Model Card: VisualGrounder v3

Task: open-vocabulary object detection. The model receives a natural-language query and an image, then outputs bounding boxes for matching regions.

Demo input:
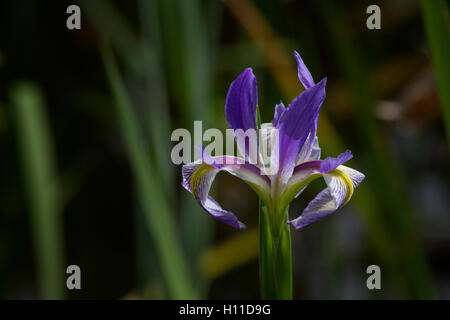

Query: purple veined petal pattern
[279,151,355,213]
[272,102,286,127]
[279,160,322,207]
[288,164,365,229]
[339,165,366,189]
[196,144,216,166]
[294,50,315,89]
[289,187,337,229]
[215,156,271,195]
[182,155,271,229]
[182,162,244,229]
[225,68,258,161]
[275,78,327,184]
[294,141,320,197]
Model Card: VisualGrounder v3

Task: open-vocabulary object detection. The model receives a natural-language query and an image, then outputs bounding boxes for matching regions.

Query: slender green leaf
[317,0,435,298]
[138,0,174,194]
[12,82,65,299]
[101,45,197,299]
[157,0,215,295]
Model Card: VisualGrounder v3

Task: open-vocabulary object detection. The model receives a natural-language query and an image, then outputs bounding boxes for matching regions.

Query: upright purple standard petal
[225,68,258,160]
[275,78,327,183]
[293,51,323,164]
[294,50,315,89]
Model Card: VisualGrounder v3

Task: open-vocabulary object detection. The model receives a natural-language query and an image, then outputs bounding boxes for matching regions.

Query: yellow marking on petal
[190,163,216,196]
[329,165,354,205]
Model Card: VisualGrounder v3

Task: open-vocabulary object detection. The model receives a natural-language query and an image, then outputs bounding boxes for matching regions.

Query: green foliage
[421,0,450,148]
[12,82,65,299]
[101,45,197,299]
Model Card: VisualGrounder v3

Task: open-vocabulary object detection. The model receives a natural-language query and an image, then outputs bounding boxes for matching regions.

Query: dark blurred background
[0,0,449,299]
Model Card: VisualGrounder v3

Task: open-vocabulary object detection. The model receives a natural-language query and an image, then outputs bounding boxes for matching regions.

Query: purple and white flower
[181,51,365,230]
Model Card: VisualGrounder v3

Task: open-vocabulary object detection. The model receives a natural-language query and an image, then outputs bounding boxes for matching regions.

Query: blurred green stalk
[157,0,216,295]
[101,45,197,299]
[12,82,65,299]
[421,0,450,148]
[136,0,176,296]
[317,0,435,298]
[259,203,292,299]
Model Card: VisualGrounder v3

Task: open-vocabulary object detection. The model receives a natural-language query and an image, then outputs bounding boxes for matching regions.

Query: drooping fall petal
[182,155,270,229]
[288,164,365,230]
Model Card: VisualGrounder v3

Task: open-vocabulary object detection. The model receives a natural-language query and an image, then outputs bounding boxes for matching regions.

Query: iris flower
[182,51,364,234]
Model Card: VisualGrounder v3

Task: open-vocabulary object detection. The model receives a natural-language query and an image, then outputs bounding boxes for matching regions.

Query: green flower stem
[259,201,293,299]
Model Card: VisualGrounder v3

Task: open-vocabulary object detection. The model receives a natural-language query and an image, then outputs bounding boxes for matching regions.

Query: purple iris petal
[214,155,271,185]
[294,50,315,89]
[182,154,270,229]
[225,68,257,132]
[225,68,258,159]
[289,188,336,229]
[182,161,246,229]
[320,150,353,173]
[286,150,352,204]
[203,196,246,229]
[288,163,365,230]
[292,51,320,163]
[276,78,327,182]
[181,49,366,232]
[272,102,286,127]
[197,145,217,167]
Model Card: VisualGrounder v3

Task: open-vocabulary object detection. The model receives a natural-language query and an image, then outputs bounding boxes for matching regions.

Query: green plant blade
[100,45,197,299]
[157,0,215,295]
[421,0,450,148]
[317,0,435,298]
[12,82,65,299]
